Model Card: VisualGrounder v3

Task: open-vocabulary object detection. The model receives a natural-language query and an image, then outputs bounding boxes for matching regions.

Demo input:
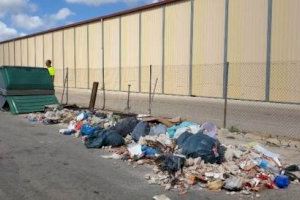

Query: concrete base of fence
[55,87,300,140]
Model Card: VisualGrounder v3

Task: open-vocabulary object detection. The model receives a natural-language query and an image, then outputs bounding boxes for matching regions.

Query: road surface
[1,111,300,200]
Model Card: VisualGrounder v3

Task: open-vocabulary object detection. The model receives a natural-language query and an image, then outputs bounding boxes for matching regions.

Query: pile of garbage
[26,107,300,195]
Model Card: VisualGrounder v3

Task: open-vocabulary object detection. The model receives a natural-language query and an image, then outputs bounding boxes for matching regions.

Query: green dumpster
[0,66,58,114]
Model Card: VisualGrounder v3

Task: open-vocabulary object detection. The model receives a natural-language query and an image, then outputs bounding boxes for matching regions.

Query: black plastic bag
[110,117,139,137]
[85,129,125,148]
[176,131,193,148]
[181,131,224,164]
[131,121,150,142]
[155,154,186,176]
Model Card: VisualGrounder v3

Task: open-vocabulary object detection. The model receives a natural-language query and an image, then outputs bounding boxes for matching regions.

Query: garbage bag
[85,130,125,148]
[80,124,102,136]
[167,121,199,138]
[149,124,167,136]
[141,145,158,157]
[155,154,186,176]
[181,131,224,164]
[200,122,218,139]
[76,112,89,121]
[176,131,193,148]
[131,121,150,142]
[110,117,139,137]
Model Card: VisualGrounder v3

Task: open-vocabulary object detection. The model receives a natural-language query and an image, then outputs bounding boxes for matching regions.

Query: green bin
[0,66,58,114]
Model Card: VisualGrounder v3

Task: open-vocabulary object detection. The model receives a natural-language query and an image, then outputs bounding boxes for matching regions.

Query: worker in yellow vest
[46,60,55,82]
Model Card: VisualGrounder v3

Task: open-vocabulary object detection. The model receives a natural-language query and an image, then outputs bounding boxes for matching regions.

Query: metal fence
[57,61,300,139]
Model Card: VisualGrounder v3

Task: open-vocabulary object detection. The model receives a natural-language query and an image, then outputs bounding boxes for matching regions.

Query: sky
[0,0,160,42]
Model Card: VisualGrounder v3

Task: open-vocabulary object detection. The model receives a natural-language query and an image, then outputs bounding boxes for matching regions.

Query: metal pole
[223,62,229,128]
[189,0,195,96]
[161,6,166,94]
[119,17,122,91]
[265,0,273,102]
[223,0,229,98]
[126,84,131,111]
[61,69,68,104]
[66,67,69,105]
[101,18,106,110]
[138,12,142,92]
[87,24,90,89]
[148,65,152,115]
[20,40,23,66]
[74,28,77,88]
[34,37,36,67]
[102,83,106,110]
[13,40,16,65]
[27,38,29,66]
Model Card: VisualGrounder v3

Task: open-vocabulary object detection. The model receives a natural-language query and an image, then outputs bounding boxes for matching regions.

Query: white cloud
[11,8,74,31]
[11,14,44,30]
[51,8,74,21]
[0,21,19,41]
[0,0,37,18]
[65,0,140,6]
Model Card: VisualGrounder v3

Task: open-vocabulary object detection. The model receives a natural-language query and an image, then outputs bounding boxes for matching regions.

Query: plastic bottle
[253,158,280,175]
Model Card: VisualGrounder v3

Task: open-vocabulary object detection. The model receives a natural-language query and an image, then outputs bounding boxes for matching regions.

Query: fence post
[126,84,131,112]
[102,83,106,110]
[101,18,105,110]
[148,65,152,115]
[66,67,69,105]
[223,62,229,128]
[89,82,99,111]
[265,0,273,102]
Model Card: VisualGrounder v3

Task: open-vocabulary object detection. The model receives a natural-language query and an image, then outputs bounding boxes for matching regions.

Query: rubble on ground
[25,106,300,196]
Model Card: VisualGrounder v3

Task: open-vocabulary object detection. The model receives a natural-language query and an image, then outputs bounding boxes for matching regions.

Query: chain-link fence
[56,62,300,139]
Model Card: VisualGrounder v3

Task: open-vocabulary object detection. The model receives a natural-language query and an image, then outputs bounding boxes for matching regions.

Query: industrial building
[0,0,299,103]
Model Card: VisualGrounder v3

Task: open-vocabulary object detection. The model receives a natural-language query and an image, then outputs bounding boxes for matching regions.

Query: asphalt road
[1,111,300,200]
[56,88,300,139]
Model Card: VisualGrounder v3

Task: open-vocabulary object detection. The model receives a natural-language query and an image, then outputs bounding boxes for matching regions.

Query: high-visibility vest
[48,66,55,76]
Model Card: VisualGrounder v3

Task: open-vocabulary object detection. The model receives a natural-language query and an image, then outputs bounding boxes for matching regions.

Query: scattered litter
[153,194,171,200]
[274,175,290,188]
[24,107,298,196]
[101,153,123,159]
[207,180,224,191]
[128,144,143,157]
[223,176,243,191]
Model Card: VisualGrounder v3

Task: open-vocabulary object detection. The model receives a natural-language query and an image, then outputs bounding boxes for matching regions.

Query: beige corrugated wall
[75,25,88,88]
[141,8,163,93]
[270,0,300,103]
[53,31,64,87]
[104,18,120,90]
[164,1,190,95]
[21,39,28,66]
[35,35,44,67]
[63,28,75,88]
[192,0,225,97]
[15,40,21,66]
[88,22,102,89]
[0,44,4,66]
[121,14,139,92]
[1,0,300,103]
[43,33,53,65]
[4,43,9,65]
[9,42,15,65]
[27,37,35,67]
[227,0,268,101]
